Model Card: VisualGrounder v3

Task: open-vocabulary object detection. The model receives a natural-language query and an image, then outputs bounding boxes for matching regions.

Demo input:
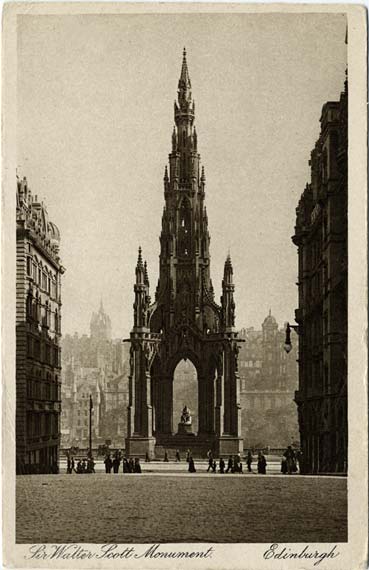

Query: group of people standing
[66,455,95,474]
[66,446,300,475]
[205,451,244,474]
[104,451,142,474]
[245,451,267,474]
[281,446,299,474]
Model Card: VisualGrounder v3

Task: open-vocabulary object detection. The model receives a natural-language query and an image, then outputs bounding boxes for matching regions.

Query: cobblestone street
[16,468,347,544]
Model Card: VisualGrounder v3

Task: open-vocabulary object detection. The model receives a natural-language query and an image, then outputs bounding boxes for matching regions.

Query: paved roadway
[16,464,347,544]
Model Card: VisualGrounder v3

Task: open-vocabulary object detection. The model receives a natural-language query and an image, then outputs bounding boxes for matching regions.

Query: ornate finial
[164,165,169,181]
[201,165,206,181]
[178,47,191,93]
[144,261,150,287]
[137,246,143,268]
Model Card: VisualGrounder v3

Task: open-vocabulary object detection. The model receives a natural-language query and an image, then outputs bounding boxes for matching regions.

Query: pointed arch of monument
[167,348,203,379]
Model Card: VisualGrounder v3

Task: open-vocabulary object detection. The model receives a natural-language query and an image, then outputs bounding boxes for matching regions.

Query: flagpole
[89,394,93,458]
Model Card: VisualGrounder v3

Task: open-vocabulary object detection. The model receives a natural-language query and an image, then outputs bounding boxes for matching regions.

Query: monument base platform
[176,423,195,436]
[125,436,156,459]
[216,436,244,457]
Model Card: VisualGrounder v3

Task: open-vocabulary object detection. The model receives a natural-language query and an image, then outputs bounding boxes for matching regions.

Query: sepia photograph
[2,3,367,569]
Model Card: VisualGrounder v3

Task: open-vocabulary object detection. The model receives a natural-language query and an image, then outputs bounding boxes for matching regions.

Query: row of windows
[27,379,61,401]
[26,256,58,299]
[27,336,61,366]
[26,294,61,333]
[26,411,59,437]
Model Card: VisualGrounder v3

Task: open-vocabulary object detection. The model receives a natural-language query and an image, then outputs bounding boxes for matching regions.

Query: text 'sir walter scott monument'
[10,10,367,565]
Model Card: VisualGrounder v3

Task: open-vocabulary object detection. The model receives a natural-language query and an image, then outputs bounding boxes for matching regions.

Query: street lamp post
[89,394,93,458]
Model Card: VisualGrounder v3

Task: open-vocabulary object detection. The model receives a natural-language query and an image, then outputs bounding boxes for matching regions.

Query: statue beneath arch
[180,405,192,425]
[125,50,243,459]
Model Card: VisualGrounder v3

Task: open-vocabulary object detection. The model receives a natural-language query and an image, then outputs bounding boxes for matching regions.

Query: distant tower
[125,50,244,458]
[90,299,112,341]
[261,310,280,389]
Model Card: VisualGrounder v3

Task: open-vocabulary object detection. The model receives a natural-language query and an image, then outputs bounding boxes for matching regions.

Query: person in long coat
[122,458,129,473]
[226,455,233,473]
[284,445,296,475]
[134,458,142,473]
[246,451,253,473]
[104,454,113,474]
[219,457,225,474]
[257,452,267,474]
[112,455,120,473]
[281,456,288,474]
[188,456,196,473]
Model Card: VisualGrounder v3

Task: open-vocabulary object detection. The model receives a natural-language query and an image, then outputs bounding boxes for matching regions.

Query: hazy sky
[17,12,347,338]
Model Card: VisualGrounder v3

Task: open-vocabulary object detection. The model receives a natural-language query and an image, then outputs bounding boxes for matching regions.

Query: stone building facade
[238,313,299,448]
[293,78,347,473]
[60,303,129,449]
[16,176,65,473]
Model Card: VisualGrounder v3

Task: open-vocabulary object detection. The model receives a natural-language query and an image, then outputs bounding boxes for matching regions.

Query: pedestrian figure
[81,459,87,472]
[67,455,72,474]
[186,449,191,463]
[296,450,302,473]
[234,454,240,473]
[104,454,113,474]
[113,455,120,473]
[87,457,95,473]
[283,445,296,475]
[76,460,82,473]
[257,451,267,474]
[164,450,169,462]
[145,452,150,463]
[226,455,233,473]
[219,457,225,474]
[281,456,288,474]
[123,458,129,473]
[71,457,75,473]
[175,449,181,462]
[134,458,142,473]
[246,451,253,473]
[188,456,196,473]
[129,458,134,473]
[238,461,243,474]
[207,454,213,472]
[211,460,217,473]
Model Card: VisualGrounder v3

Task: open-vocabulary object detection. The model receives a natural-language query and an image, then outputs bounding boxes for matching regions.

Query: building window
[27,257,32,277]
[26,293,33,320]
[34,340,40,360]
